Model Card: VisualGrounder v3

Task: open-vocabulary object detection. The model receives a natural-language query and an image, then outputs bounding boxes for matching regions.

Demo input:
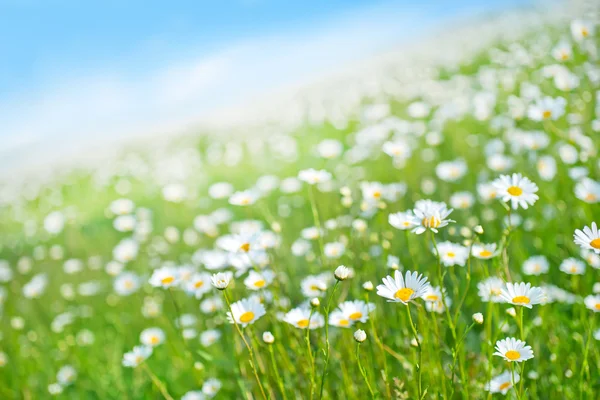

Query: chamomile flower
[559,258,586,275]
[185,273,212,298]
[202,378,222,397]
[122,345,152,368]
[434,241,469,267]
[200,329,222,347]
[337,300,375,323]
[324,242,345,259]
[471,243,498,260]
[149,266,180,289]
[584,295,600,312]
[500,282,544,308]
[244,270,275,290]
[486,371,519,395]
[283,307,325,329]
[140,327,165,347]
[412,200,454,234]
[114,272,141,296]
[573,222,600,254]
[226,297,266,327]
[210,272,233,290]
[528,96,566,121]
[575,178,600,204]
[316,139,343,159]
[376,270,430,304]
[570,19,595,41]
[389,211,418,230]
[329,310,353,328]
[436,159,467,182]
[298,169,332,185]
[492,173,538,210]
[522,255,549,276]
[494,337,534,362]
[552,41,572,61]
[477,277,505,303]
[229,190,260,206]
[301,275,329,298]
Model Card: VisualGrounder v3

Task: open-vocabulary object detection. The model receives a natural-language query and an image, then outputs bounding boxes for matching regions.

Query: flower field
[0,10,599,400]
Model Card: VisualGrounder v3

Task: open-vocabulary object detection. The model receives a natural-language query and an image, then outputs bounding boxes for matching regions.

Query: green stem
[406,305,422,399]
[356,342,377,398]
[318,281,340,399]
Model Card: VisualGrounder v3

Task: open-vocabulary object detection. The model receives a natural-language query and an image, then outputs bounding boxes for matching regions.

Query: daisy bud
[593,282,600,293]
[472,312,484,324]
[474,225,484,234]
[262,331,275,344]
[363,281,374,291]
[310,298,320,308]
[341,197,353,208]
[353,329,367,343]
[506,307,517,317]
[211,272,233,290]
[334,265,350,281]
[340,186,352,197]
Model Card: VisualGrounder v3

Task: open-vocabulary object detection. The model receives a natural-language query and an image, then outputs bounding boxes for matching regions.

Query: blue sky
[0,0,530,162]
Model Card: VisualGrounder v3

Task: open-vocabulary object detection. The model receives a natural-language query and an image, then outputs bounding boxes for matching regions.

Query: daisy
[570,19,595,41]
[110,198,135,215]
[244,270,275,290]
[114,272,141,296]
[435,159,467,182]
[200,329,222,347]
[140,327,165,347]
[522,255,549,276]
[584,295,600,312]
[573,222,600,254]
[360,181,386,204]
[382,139,412,160]
[208,182,234,199]
[298,169,332,185]
[492,173,539,210]
[486,371,519,395]
[434,241,469,267]
[324,242,345,259]
[552,41,572,61]
[301,275,329,298]
[113,238,139,263]
[184,272,212,298]
[477,277,506,303]
[228,190,260,206]
[283,307,325,329]
[122,346,152,368]
[389,211,418,230]
[500,282,545,308]
[559,258,586,275]
[181,391,206,400]
[494,337,534,362]
[376,270,430,304]
[316,139,343,159]
[202,378,222,397]
[527,96,566,121]
[226,297,266,327]
[449,192,475,210]
[536,155,557,181]
[411,200,454,234]
[211,272,233,290]
[575,178,600,204]
[337,300,375,323]
[329,310,353,328]
[149,266,180,289]
[471,243,498,260]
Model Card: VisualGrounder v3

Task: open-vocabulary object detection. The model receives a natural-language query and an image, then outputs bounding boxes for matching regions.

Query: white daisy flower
[500,282,545,308]
[485,370,519,395]
[434,241,469,267]
[376,270,430,304]
[283,307,324,329]
[337,300,375,323]
[494,337,534,362]
[114,272,141,296]
[140,327,165,347]
[226,297,266,327]
[492,173,539,210]
[570,19,595,41]
[584,295,600,312]
[243,270,275,291]
[527,96,566,121]
[122,346,152,368]
[411,200,454,234]
[301,275,329,298]
[559,258,586,275]
[574,222,600,254]
[471,243,498,260]
[477,277,506,303]
[149,266,180,289]
[210,272,233,290]
[575,178,600,204]
[324,242,345,259]
[298,168,332,185]
[185,272,212,298]
[389,211,418,230]
[522,255,549,276]
[435,159,467,182]
[229,190,260,206]
[200,329,222,347]
[329,310,353,328]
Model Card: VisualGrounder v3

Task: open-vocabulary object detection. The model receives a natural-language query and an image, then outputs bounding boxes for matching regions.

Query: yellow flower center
[161,276,174,285]
[447,252,455,258]
[542,110,552,119]
[507,186,523,196]
[239,311,255,323]
[254,280,266,288]
[194,281,204,289]
[403,221,410,227]
[499,382,511,390]
[425,294,439,301]
[422,216,440,228]
[394,288,415,302]
[490,288,502,296]
[310,285,321,291]
[124,280,133,289]
[297,319,310,328]
[505,350,521,361]
[349,312,363,320]
[590,239,600,250]
[585,193,597,202]
[240,198,250,205]
[512,296,530,305]
[373,191,381,198]
[479,250,492,257]
[560,52,569,60]
[150,336,159,345]
[582,28,589,37]
[339,319,349,326]
[240,243,250,252]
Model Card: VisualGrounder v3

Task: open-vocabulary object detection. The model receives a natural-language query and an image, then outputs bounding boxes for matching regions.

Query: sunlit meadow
[1,10,599,400]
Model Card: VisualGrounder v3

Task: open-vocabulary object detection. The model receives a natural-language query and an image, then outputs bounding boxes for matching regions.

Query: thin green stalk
[356,342,377,398]
[223,291,268,400]
[268,346,287,400]
[143,363,174,400]
[306,309,316,399]
[318,281,340,399]
[406,304,422,399]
